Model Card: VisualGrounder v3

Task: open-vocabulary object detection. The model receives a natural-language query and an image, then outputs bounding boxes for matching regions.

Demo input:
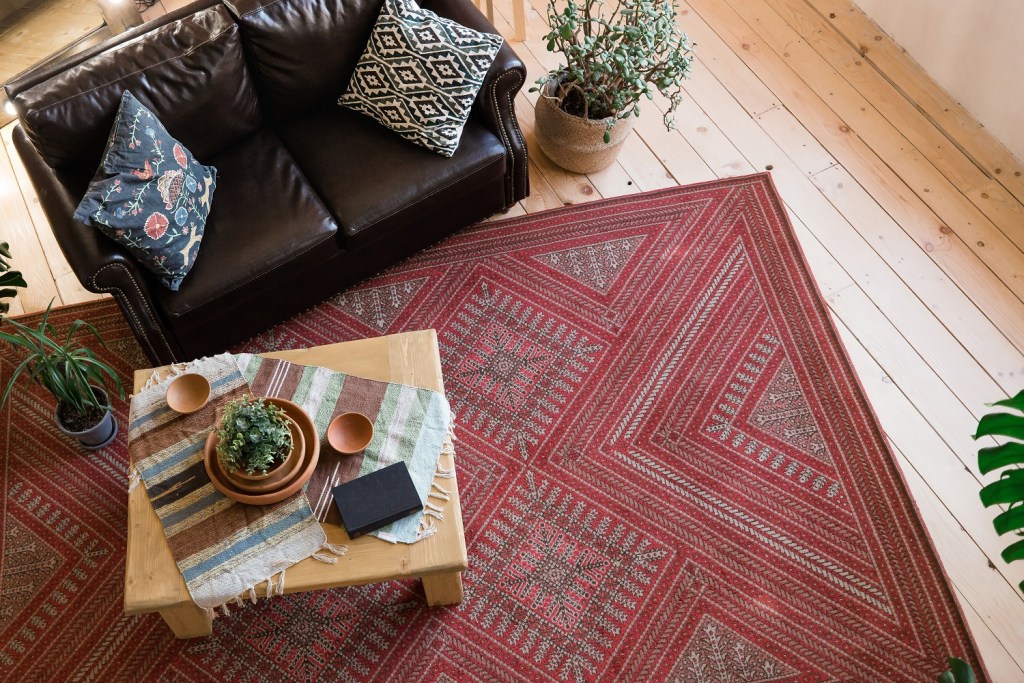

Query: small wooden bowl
[166,373,211,414]
[327,412,374,454]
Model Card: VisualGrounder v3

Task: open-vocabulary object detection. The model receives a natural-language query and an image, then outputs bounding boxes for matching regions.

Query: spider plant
[973,390,1024,593]
[0,300,124,418]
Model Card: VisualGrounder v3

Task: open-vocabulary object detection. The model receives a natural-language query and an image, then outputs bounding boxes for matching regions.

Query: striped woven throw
[129,354,329,610]
[129,352,453,608]
[235,353,454,543]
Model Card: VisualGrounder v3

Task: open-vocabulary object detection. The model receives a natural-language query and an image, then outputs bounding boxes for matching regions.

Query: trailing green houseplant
[0,300,125,448]
[531,0,694,172]
[973,390,1024,592]
[215,396,293,475]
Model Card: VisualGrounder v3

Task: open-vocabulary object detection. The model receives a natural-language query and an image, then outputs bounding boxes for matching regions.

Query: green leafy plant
[937,656,976,683]
[0,241,27,314]
[973,390,1024,592]
[216,396,292,475]
[0,300,125,421]
[532,0,695,141]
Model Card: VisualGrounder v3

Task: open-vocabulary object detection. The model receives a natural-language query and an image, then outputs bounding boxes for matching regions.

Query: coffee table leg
[158,601,214,638]
[422,571,464,606]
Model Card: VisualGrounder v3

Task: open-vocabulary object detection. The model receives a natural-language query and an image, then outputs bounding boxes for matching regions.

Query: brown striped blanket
[129,353,452,610]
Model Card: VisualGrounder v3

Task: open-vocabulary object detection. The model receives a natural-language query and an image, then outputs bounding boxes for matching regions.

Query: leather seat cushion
[155,128,339,318]
[276,105,507,248]
[223,0,384,119]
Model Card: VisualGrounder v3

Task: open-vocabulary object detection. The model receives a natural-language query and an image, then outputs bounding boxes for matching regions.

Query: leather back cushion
[13,6,261,170]
[224,0,384,118]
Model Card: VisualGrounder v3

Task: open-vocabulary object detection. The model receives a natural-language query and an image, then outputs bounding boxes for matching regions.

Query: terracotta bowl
[207,415,304,494]
[166,373,211,414]
[327,412,374,454]
[202,398,320,506]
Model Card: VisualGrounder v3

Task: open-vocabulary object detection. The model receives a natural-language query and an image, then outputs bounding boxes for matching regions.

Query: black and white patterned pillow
[339,0,503,157]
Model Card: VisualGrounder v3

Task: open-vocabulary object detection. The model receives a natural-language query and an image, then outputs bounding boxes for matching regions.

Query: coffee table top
[124,330,467,615]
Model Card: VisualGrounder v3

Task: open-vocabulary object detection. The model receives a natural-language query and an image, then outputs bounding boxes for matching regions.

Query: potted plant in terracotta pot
[533,0,695,173]
[0,301,125,450]
[213,396,303,492]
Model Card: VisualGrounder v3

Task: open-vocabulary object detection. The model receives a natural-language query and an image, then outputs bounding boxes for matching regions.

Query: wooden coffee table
[124,330,467,638]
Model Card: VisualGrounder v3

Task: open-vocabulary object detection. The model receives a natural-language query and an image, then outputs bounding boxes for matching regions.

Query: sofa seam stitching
[90,262,173,361]
[28,24,236,114]
[506,69,526,196]
[489,69,514,201]
[239,0,291,18]
[489,68,525,203]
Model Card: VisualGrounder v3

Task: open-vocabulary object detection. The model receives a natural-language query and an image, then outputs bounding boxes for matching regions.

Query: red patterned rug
[1,174,984,681]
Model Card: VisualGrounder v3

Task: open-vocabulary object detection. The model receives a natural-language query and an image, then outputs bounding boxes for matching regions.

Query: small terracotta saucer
[327,412,374,454]
[166,373,211,414]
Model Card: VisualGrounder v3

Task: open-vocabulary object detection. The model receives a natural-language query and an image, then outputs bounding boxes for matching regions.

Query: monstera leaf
[974,390,1024,592]
[937,657,976,683]
[0,242,27,315]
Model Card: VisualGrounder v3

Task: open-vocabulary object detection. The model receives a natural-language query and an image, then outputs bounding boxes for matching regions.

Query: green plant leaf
[993,504,1024,536]
[990,389,1024,413]
[979,469,1024,507]
[0,272,28,287]
[974,411,1024,440]
[937,657,975,683]
[978,441,1024,474]
[1002,537,1024,564]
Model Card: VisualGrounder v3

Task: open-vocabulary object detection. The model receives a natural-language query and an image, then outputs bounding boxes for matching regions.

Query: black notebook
[331,462,423,538]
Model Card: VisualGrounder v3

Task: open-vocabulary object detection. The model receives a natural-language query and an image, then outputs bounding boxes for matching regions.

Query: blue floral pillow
[74,91,217,291]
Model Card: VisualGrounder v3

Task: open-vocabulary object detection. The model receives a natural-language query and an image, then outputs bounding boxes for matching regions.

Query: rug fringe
[416,515,438,541]
[428,482,450,501]
[311,542,348,564]
[414,442,456,539]
[141,360,195,391]
[127,464,141,493]
[321,542,348,556]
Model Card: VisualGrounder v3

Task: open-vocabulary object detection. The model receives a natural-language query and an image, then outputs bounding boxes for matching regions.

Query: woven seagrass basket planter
[534,82,636,174]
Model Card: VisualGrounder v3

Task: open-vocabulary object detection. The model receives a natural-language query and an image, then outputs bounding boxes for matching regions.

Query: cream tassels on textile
[127,464,141,493]
[413,438,458,541]
[208,542,336,616]
[311,542,349,564]
[140,359,198,391]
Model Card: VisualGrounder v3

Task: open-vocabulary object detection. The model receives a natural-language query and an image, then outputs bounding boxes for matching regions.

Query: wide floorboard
[3,0,1022,676]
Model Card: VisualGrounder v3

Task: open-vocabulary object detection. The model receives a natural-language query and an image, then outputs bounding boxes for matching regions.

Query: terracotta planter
[534,80,636,174]
[203,398,320,506]
[217,415,304,494]
[54,385,117,450]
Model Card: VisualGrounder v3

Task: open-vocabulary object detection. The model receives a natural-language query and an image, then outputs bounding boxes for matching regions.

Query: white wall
[855,0,1024,163]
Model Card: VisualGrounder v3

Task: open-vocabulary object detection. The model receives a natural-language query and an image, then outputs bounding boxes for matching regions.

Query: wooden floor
[3,0,1024,676]
[0,0,102,85]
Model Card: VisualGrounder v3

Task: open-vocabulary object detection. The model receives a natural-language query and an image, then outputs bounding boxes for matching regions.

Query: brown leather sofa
[5,0,528,364]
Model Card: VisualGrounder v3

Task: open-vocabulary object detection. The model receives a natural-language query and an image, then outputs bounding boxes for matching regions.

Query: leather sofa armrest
[11,126,184,365]
[422,0,529,206]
